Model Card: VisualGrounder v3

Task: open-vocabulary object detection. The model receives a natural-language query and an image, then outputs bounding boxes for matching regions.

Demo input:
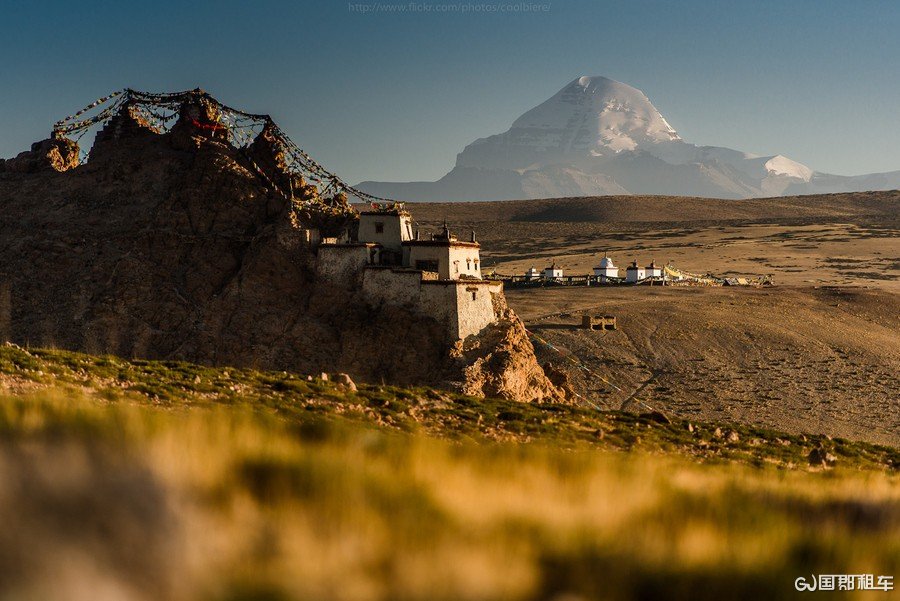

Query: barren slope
[506,286,900,445]
[0,103,559,401]
[409,190,898,223]
[409,193,900,443]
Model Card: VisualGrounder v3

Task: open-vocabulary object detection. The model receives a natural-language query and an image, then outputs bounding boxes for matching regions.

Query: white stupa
[593,254,619,282]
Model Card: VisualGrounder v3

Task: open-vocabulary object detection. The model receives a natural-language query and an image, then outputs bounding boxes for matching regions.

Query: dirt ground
[487,221,899,291]
[507,286,899,445]
[415,193,900,444]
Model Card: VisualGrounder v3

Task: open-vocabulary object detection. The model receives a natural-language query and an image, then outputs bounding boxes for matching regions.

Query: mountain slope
[0,102,560,401]
[2,344,897,601]
[358,76,900,201]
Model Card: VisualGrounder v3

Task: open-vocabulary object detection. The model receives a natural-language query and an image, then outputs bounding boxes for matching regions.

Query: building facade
[625,260,646,283]
[316,206,499,341]
[543,264,563,280]
[593,255,619,282]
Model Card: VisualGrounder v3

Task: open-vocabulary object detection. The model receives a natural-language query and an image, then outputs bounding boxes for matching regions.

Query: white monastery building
[543,263,563,280]
[625,260,646,283]
[316,205,501,341]
[593,255,619,282]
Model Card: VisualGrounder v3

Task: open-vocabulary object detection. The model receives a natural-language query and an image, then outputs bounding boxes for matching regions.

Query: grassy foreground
[0,344,898,600]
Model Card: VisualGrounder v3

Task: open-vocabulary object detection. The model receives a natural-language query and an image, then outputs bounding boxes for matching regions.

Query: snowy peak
[357,75,898,201]
[764,155,813,181]
[456,75,683,170]
[510,75,681,152]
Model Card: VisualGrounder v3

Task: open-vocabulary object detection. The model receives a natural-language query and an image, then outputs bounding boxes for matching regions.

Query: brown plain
[413,191,900,444]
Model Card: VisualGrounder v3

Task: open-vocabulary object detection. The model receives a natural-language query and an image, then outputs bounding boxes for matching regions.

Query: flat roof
[402,240,480,248]
[318,242,380,248]
[359,210,411,217]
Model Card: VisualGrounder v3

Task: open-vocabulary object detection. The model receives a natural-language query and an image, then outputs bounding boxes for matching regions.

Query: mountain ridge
[358,75,900,201]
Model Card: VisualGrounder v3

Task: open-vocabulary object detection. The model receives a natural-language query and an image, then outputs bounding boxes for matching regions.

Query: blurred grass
[1,344,897,470]
[0,344,898,600]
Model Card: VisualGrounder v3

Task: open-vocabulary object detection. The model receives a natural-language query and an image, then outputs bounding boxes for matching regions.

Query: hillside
[408,189,900,224]
[509,286,900,446]
[0,344,898,601]
[5,343,895,467]
[0,92,558,401]
[406,193,900,445]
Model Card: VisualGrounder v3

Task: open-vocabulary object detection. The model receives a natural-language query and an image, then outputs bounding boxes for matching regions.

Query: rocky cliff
[0,100,562,402]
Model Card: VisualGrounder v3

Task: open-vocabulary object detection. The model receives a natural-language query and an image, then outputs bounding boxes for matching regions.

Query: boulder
[3,135,79,173]
[808,446,837,467]
[332,373,357,392]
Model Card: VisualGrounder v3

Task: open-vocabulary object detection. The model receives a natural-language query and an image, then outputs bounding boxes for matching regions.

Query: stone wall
[361,267,425,310]
[360,266,500,341]
[316,244,373,287]
[452,280,501,339]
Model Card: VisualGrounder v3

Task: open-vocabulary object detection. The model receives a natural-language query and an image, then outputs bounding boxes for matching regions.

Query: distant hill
[407,190,900,224]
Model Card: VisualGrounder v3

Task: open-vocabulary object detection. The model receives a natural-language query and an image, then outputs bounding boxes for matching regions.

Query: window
[471,291,477,300]
[466,259,471,271]
[374,222,384,234]
[454,260,459,273]
[415,260,439,272]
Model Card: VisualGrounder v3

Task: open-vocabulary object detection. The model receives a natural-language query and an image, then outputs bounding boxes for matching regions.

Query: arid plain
[414,191,900,445]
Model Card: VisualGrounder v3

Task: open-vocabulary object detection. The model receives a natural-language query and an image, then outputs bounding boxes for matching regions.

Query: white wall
[453,281,501,339]
[408,244,446,277]
[593,266,618,278]
[448,245,482,280]
[407,243,481,280]
[626,268,646,283]
[362,268,500,340]
[358,212,413,250]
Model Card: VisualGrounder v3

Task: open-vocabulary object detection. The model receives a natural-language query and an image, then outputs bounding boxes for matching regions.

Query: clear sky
[1,0,898,181]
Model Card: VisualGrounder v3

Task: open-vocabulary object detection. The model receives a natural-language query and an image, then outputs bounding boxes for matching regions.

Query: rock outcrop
[0,135,80,174]
[0,103,561,402]
[454,301,565,403]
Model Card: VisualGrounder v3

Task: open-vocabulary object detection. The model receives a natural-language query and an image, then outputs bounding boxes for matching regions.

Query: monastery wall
[360,267,501,340]
[316,244,371,287]
[450,280,501,340]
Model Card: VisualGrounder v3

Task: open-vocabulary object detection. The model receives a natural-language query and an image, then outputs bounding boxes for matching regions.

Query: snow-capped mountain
[357,76,900,201]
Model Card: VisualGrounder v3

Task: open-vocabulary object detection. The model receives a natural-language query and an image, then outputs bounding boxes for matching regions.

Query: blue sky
[1,0,898,181]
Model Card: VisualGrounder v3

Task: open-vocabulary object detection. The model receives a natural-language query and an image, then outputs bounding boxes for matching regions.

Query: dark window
[374,222,384,234]
[471,291,477,300]
[415,260,439,272]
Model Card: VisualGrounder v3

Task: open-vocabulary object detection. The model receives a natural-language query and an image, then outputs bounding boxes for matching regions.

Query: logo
[795,574,893,592]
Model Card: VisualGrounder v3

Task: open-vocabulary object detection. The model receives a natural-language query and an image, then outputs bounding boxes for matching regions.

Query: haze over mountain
[358,76,900,201]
